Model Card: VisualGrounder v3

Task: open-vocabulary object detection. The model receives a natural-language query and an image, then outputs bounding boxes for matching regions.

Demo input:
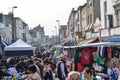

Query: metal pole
[12,6,17,42]
[54,26,57,44]
[12,7,14,41]
[56,20,60,44]
[52,30,54,44]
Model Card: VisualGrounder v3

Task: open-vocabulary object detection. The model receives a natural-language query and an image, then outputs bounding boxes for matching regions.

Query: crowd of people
[0,51,120,80]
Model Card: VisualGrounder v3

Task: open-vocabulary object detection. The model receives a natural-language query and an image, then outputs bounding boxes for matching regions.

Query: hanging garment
[74,49,80,63]
[107,47,112,59]
[96,57,105,65]
[102,47,108,60]
[81,48,93,66]
[77,62,83,72]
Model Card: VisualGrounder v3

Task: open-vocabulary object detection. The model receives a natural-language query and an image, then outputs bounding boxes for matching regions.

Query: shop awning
[63,46,77,49]
[77,40,89,45]
[85,38,99,44]
[53,44,63,48]
[63,38,99,48]
[77,38,99,46]
[78,42,120,47]
[108,36,120,42]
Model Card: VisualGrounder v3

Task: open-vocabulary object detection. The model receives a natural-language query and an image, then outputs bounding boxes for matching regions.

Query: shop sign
[85,31,91,39]
[110,27,120,36]
[100,29,109,37]
[91,32,99,38]
[100,37,108,42]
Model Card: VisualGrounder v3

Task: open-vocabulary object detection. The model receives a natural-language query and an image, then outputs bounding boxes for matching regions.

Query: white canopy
[78,42,120,47]
[53,44,63,48]
[5,39,33,51]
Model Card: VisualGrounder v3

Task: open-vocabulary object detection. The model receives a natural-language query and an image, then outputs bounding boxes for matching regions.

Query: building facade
[67,8,76,43]
[112,0,120,27]
[29,24,45,46]
[59,25,67,44]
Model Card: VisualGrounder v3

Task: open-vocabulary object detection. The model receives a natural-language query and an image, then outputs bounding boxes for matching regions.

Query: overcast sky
[0,0,86,36]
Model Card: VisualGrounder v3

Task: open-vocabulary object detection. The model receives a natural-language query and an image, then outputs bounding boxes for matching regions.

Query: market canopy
[77,42,120,47]
[53,44,63,48]
[5,39,33,51]
[63,46,77,49]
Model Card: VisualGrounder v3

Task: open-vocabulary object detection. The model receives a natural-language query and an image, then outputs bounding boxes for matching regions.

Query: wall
[100,0,117,28]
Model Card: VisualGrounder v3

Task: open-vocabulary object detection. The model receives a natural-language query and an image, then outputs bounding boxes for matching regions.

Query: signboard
[86,31,91,39]
[91,32,99,38]
[100,29,109,37]
[100,28,109,41]
[110,27,120,36]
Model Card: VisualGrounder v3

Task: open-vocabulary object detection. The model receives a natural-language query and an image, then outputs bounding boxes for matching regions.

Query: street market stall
[4,39,34,57]
[76,41,120,79]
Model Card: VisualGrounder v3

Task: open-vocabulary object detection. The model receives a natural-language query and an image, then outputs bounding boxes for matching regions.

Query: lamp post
[56,20,60,44]
[54,26,57,44]
[52,30,54,44]
[12,6,17,42]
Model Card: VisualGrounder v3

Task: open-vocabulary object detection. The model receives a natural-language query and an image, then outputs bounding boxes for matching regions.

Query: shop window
[105,16,107,28]
[116,10,120,26]
[88,16,90,25]
[90,14,92,24]
[118,10,120,26]
[108,15,113,28]
[104,1,107,13]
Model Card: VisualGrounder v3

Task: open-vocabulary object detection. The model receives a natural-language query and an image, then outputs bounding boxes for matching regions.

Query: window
[117,10,120,26]
[104,1,107,13]
[105,16,107,28]
[108,15,113,28]
[104,1,107,28]
[90,14,92,24]
[77,13,79,21]
[88,16,89,25]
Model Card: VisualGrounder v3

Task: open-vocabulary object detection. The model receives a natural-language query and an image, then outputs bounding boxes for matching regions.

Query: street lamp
[56,20,60,44]
[52,30,54,44]
[54,26,57,44]
[12,6,17,42]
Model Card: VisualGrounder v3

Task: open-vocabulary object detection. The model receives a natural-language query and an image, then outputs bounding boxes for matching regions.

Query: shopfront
[100,28,109,42]
[109,27,120,42]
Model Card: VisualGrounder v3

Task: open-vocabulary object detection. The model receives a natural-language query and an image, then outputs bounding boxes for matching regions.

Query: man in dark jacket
[57,57,68,80]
